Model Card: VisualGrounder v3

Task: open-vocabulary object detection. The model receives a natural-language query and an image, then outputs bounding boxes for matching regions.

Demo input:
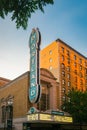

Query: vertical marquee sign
[29,28,41,103]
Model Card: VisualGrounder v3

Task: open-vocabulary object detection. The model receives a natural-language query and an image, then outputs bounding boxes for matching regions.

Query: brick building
[0,68,59,130]
[40,39,87,107]
[0,38,87,130]
[0,77,11,87]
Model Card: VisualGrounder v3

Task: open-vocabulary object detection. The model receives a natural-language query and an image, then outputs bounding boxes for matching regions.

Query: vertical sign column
[29,28,41,103]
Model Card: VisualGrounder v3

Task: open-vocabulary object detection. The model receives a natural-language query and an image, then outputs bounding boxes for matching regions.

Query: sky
[0,0,87,80]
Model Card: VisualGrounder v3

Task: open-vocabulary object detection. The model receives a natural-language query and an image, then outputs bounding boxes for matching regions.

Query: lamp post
[7,98,13,130]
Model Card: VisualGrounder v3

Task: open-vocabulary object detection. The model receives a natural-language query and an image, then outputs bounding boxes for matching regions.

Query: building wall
[0,78,11,87]
[40,39,87,106]
[57,39,87,91]
[40,41,59,81]
[0,72,30,119]
[0,69,59,130]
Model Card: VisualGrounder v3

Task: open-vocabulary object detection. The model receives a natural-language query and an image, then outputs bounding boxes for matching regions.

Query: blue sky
[0,0,87,80]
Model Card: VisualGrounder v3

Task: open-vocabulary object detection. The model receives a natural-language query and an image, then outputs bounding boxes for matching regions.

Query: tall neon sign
[29,28,41,103]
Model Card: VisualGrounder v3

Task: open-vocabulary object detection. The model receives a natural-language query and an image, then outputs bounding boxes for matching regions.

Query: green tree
[62,89,87,130]
[0,0,54,29]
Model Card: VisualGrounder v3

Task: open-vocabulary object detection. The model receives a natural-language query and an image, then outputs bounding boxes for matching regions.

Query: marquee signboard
[29,28,41,103]
[27,113,73,123]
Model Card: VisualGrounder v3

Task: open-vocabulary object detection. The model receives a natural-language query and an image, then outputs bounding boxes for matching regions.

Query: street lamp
[7,98,13,130]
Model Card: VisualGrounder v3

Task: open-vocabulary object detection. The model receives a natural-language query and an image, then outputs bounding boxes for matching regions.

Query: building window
[84,62,87,67]
[67,50,70,56]
[61,63,65,69]
[80,72,83,78]
[74,62,77,67]
[74,70,77,75]
[68,89,70,93]
[86,83,87,87]
[67,58,70,64]
[62,55,64,61]
[49,50,52,55]
[62,79,65,85]
[85,75,87,80]
[80,65,82,70]
[2,106,6,123]
[67,66,70,72]
[67,74,70,79]
[62,87,66,93]
[80,79,83,85]
[62,96,65,101]
[49,58,52,62]
[61,47,64,53]
[74,55,76,60]
[85,68,87,74]
[62,71,65,77]
[79,58,82,64]
[68,81,70,86]
[49,66,52,70]
[37,85,49,111]
[6,106,13,120]
[75,77,77,83]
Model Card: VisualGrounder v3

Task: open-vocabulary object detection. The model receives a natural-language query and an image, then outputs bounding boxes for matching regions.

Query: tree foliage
[62,89,87,124]
[0,0,54,29]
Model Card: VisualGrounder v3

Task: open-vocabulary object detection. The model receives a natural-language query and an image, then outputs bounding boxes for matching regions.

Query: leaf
[0,0,54,29]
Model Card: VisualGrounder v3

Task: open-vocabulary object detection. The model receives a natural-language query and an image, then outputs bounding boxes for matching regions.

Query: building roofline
[0,77,11,82]
[56,39,87,59]
[0,68,58,90]
[0,71,29,89]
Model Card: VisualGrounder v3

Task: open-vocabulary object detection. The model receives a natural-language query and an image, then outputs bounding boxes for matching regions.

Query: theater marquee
[27,113,73,123]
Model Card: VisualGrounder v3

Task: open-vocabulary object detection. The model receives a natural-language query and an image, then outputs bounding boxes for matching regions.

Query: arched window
[67,66,70,72]
[62,87,66,93]
[62,79,65,85]
[67,73,70,79]
[62,55,64,61]
[62,71,65,77]
[37,85,49,111]
[61,63,65,69]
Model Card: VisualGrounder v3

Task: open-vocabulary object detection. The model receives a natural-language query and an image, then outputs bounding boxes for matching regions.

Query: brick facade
[0,77,10,87]
[40,39,87,107]
[0,68,59,130]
